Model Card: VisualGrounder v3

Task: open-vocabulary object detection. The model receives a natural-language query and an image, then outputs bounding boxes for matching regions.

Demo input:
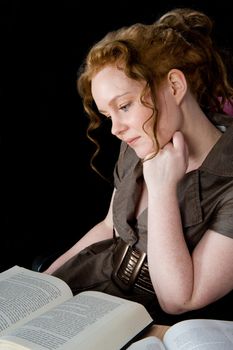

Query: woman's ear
[167,69,187,105]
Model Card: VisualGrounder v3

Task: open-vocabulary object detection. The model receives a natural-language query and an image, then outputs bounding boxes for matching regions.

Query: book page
[0,266,73,336]
[127,336,166,350]
[0,291,153,350]
[164,319,233,350]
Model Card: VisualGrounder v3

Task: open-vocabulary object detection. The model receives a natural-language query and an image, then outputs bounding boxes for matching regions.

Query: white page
[164,319,233,350]
[0,266,72,335]
[0,291,153,350]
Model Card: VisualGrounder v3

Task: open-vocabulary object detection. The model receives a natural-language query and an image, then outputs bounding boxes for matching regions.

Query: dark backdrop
[1,0,233,271]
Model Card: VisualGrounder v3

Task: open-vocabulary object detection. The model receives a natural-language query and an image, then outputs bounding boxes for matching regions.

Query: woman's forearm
[147,187,193,314]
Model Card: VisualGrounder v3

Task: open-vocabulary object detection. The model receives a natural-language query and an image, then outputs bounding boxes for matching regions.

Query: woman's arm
[143,132,233,314]
[44,190,115,275]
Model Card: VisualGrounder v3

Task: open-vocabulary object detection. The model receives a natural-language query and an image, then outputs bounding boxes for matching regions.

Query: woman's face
[91,65,179,159]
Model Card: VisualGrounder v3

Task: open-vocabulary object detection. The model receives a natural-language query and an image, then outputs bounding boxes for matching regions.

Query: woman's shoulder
[114,142,142,184]
[117,142,140,166]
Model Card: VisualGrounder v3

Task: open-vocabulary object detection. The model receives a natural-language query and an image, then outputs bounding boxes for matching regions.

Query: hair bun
[157,8,213,38]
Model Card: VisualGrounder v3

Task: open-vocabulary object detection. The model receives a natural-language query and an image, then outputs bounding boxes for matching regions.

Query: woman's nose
[111,115,127,137]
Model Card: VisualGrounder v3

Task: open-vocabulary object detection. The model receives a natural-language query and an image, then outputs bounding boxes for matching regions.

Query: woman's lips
[126,137,140,145]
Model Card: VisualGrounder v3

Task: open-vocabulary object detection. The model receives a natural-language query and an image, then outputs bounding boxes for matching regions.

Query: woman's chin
[134,149,156,160]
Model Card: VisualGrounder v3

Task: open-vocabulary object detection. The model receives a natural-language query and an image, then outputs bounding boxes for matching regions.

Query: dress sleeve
[210,196,233,239]
[113,142,128,189]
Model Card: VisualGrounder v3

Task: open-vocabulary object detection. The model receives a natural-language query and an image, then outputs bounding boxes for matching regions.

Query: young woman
[44,8,233,324]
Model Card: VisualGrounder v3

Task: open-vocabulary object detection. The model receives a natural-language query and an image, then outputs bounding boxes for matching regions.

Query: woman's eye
[120,103,130,112]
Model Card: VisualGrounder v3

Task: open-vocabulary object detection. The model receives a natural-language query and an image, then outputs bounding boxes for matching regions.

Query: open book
[128,318,233,350]
[0,265,154,350]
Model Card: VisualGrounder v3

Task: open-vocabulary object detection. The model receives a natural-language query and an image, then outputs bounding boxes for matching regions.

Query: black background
[1,0,233,271]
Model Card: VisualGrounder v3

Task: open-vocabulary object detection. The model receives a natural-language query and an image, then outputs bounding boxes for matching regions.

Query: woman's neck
[182,104,222,173]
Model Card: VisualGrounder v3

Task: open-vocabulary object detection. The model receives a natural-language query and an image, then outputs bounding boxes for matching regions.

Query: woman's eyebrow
[98,92,130,114]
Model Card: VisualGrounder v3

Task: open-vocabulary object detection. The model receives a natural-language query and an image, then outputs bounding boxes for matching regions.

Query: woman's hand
[143,131,189,190]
